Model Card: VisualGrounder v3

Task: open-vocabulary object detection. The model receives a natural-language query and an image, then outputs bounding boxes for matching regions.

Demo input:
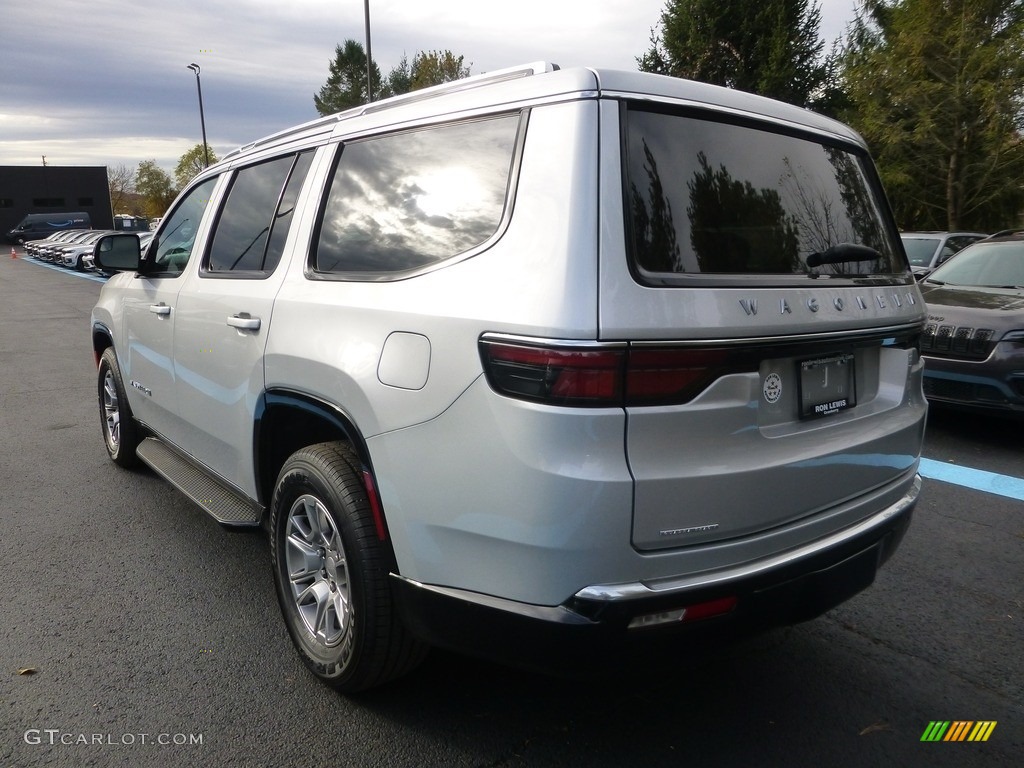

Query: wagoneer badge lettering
[738,291,918,317]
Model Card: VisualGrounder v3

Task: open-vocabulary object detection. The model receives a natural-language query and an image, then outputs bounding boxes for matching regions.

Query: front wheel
[269,442,426,692]
[97,347,139,468]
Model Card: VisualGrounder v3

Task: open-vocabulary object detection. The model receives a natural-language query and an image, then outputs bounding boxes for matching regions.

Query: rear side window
[205,151,313,275]
[314,114,520,276]
[624,106,904,282]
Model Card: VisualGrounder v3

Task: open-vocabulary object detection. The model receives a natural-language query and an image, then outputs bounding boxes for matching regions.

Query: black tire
[97,347,140,468]
[270,442,426,692]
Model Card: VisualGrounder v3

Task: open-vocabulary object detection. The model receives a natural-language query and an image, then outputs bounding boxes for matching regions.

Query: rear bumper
[391,474,919,672]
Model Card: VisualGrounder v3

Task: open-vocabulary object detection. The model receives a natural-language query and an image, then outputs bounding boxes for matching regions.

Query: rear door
[598,100,926,550]
[172,151,314,497]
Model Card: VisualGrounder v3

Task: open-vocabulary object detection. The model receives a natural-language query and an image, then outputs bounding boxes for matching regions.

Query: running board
[136,437,261,528]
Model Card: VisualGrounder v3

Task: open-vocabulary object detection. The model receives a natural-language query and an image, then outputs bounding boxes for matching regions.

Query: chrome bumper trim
[575,474,921,603]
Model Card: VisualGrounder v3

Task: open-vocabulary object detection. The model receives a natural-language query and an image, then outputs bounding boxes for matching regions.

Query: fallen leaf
[859,721,891,736]
[17,668,38,676]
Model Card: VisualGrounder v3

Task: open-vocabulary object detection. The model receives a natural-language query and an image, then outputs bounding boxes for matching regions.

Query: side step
[136,437,261,528]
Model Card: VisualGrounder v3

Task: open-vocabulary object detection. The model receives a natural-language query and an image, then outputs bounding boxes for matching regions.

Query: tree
[639,0,831,109]
[314,40,383,115]
[408,50,471,91]
[841,0,1024,230]
[175,143,218,189]
[107,163,135,215]
[386,54,414,96]
[136,160,177,219]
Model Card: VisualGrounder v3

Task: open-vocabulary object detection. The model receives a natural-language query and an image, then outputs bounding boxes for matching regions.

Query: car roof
[216,63,866,171]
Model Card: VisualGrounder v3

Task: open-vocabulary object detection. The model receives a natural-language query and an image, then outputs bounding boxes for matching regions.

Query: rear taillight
[625,348,733,405]
[479,343,624,406]
[479,339,753,407]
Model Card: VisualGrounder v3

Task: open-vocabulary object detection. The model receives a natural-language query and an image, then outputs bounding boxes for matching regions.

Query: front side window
[315,114,520,276]
[624,106,905,282]
[149,178,217,275]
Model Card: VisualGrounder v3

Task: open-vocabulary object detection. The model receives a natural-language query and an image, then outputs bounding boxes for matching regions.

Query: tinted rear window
[624,106,904,281]
[901,237,940,266]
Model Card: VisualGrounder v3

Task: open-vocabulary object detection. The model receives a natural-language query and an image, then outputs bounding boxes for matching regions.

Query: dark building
[0,166,113,235]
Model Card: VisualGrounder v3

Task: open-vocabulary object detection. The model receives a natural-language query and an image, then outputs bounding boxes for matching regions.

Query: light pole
[186,63,210,168]
[363,0,373,102]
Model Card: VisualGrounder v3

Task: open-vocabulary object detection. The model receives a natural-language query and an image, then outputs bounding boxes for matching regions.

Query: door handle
[227,313,261,330]
[149,303,171,315]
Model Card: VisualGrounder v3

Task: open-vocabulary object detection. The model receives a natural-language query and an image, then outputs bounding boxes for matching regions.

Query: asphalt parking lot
[0,250,1021,767]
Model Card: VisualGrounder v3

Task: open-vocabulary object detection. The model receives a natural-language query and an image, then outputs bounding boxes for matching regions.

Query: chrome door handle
[227,313,261,330]
[149,303,171,315]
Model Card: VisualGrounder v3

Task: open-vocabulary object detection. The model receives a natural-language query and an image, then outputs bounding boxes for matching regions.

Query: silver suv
[91,63,926,692]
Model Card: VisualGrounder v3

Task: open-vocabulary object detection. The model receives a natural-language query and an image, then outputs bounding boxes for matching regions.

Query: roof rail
[221,109,354,162]
[360,61,559,116]
[222,61,558,162]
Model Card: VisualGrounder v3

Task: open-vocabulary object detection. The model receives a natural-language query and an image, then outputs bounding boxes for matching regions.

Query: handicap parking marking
[919,457,1024,502]
[17,255,108,284]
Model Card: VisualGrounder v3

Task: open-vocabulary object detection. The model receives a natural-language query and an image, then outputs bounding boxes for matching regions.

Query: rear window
[901,237,940,266]
[624,106,905,282]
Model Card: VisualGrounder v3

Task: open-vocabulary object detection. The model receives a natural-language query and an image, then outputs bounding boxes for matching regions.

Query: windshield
[624,105,906,281]
[926,241,1024,287]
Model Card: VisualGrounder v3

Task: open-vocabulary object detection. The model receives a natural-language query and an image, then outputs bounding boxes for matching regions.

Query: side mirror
[94,234,141,272]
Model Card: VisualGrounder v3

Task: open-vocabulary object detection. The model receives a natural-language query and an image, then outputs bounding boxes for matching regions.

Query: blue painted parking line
[919,457,1024,502]
[17,255,108,284]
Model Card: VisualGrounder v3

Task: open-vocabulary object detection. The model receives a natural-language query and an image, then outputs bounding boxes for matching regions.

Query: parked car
[919,230,1024,415]
[91,63,926,692]
[84,232,151,274]
[26,229,87,260]
[38,229,96,262]
[901,231,987,276]
[57,230,114,270]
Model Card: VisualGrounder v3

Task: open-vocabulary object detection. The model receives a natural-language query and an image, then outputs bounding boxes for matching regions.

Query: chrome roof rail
[222,62,559,162]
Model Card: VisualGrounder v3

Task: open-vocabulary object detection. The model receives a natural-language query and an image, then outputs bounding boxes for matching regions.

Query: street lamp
[186,63,210,168]
[363,0,373,102]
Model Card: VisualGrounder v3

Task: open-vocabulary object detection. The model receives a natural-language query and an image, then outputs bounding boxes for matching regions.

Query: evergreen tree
[841,0,1024,230]
[314,40,383,115]
[639,0,831,109]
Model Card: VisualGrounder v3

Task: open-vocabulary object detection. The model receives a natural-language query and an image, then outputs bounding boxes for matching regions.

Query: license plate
[799,353,856,418]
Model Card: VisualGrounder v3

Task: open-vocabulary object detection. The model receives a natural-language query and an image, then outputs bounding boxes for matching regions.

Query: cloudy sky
[1,0,859,173]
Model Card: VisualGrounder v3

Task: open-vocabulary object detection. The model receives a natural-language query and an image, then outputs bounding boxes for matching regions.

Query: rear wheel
[269,442,426,692]
[97,347,139,468]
